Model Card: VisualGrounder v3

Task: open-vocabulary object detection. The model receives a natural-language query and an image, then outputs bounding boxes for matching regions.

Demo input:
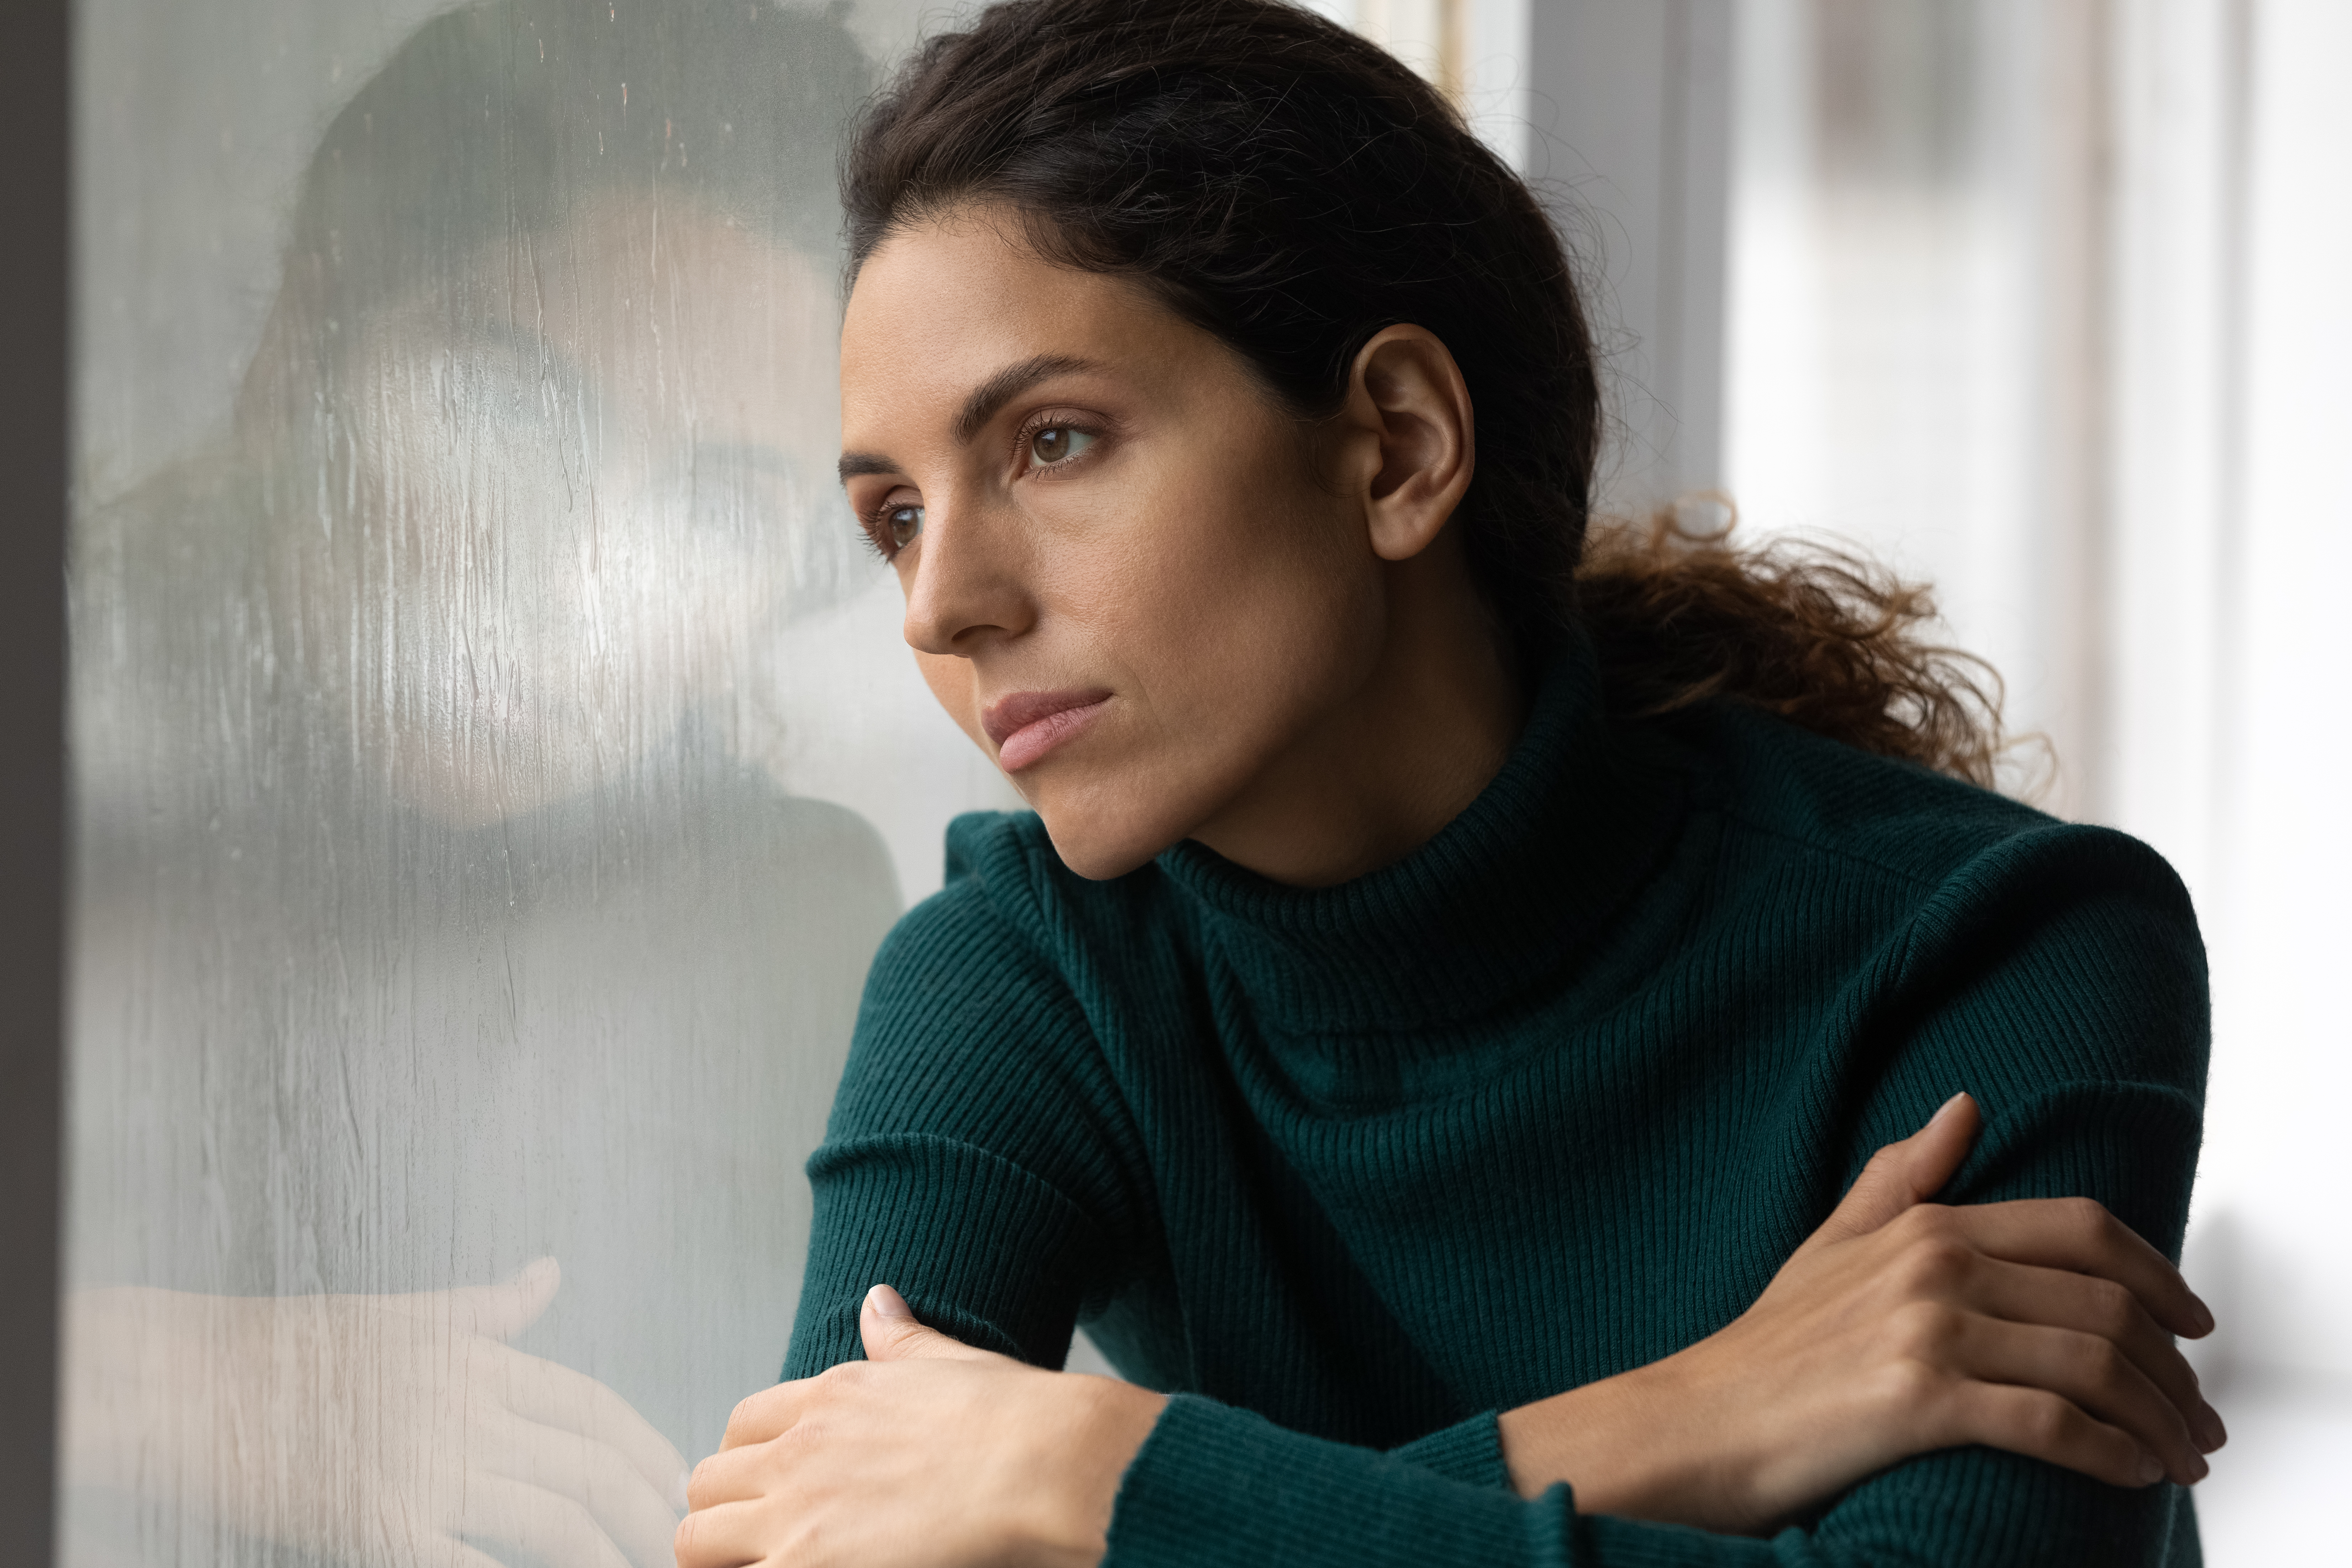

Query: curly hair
[1578,508,2012,787]
[843,0,2012,785]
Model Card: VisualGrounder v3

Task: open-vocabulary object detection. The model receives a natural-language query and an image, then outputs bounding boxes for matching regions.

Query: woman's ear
[1339,324,1475,562]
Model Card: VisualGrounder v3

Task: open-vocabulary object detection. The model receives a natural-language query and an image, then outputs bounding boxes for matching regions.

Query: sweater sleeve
[1099,824,2207,1568]
[782,854,1145,1376]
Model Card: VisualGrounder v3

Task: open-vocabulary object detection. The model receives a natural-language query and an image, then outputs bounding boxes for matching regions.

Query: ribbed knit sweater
[782,636,2208,1567]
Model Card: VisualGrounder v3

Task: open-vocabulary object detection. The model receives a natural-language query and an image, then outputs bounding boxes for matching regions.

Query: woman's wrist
[1019,1373,1168,1568]
[1496,1353,1766,1533]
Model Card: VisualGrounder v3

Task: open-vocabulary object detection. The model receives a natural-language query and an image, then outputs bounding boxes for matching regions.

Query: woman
[678,1,2217,1563]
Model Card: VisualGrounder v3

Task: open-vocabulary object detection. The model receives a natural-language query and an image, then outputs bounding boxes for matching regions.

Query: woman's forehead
[841,219,1207,435]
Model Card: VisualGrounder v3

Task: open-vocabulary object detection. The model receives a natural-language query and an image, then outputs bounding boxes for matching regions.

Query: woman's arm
[703,820,2210,1566]
[682,1287,1162,1568]
[1061,1082,2212,1568]
[1498,1093,2219,1532]
[675,1101,2212,1568]
[772,858,1156,1387]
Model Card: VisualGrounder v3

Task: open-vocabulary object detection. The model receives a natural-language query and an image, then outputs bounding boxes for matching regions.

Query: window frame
[0,0,70,1555]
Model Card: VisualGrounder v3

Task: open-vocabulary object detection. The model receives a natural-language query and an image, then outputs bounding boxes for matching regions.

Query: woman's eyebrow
[950,354,1100,444]
[837,452,898,484]
[837,354,1105,484]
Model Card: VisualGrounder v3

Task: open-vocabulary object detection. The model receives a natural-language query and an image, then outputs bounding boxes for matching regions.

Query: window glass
[61,2,1005,1563]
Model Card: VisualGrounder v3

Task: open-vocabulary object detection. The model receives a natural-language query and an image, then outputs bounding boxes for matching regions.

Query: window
[61,3,1012,1562]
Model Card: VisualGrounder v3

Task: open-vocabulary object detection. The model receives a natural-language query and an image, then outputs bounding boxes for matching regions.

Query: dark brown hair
[843,0,2008,785]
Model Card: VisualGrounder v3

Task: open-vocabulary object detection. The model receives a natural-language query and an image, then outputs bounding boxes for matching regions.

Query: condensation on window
[60,2,1007,1564]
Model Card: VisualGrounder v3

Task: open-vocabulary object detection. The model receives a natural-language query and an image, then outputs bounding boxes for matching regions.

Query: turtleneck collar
[1153,632,1688,1035]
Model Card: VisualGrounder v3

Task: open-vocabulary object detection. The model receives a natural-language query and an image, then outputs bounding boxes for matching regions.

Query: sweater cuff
[1106,1394,1572,1568]
[1387,1410,1512,1488]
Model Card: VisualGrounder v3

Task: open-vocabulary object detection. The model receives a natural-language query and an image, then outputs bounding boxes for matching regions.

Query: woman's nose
[898,495,1033,657]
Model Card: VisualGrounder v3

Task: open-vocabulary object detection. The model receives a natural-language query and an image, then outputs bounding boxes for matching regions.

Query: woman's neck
[1185,534,1527,889]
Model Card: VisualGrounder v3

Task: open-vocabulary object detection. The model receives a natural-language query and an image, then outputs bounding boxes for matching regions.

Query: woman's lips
[983,688,1113,772]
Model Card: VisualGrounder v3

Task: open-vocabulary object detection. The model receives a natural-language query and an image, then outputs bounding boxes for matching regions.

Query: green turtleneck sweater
[782,639,2207,1566]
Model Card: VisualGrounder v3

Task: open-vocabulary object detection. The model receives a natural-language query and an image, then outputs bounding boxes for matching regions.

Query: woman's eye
[1027,426,1096,468]
[884,504,924,551]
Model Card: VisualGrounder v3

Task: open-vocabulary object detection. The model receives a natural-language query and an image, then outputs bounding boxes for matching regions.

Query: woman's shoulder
[1668,701,2207,1107]
[1670,700,2193,927]
[942,806,1066,908]
[853,807,1150,1066]
[1654,705,2207,1234]
[880,807,1181,976]
[846,805,1197,1107]
[826,809,1155,1214]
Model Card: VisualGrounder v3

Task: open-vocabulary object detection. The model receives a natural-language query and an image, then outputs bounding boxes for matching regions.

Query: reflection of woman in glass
[680,2,2218,1565]
[64,4,892,1565]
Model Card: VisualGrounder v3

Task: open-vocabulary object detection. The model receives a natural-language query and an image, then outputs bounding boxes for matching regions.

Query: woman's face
[839,209,1397,880]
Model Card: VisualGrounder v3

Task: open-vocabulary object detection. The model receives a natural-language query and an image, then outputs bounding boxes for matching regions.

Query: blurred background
[64,0,2346,1562]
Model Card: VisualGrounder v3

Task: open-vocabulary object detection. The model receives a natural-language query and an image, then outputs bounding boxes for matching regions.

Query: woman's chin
[1038,825,1166,882]
[1032,800,1187,883]
[1025,755,1252,882]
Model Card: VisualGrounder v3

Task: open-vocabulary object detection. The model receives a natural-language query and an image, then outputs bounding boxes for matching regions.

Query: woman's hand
[61,1260,688,1567]
[676,1287,1166,1568]
[1496,1093,2226,1536]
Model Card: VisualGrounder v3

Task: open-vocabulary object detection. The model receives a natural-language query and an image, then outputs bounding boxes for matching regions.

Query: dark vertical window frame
[0,0,68,1557]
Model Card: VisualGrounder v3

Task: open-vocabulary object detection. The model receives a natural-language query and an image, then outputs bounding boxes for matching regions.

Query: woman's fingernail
[1930,1092,1969,1126]
[671,1468,691,1512]
[865,1284,913,1321]
[2197,1406,2228,1451]
[2137,1453,2165,1485]
[2192,1298,2217,1336]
